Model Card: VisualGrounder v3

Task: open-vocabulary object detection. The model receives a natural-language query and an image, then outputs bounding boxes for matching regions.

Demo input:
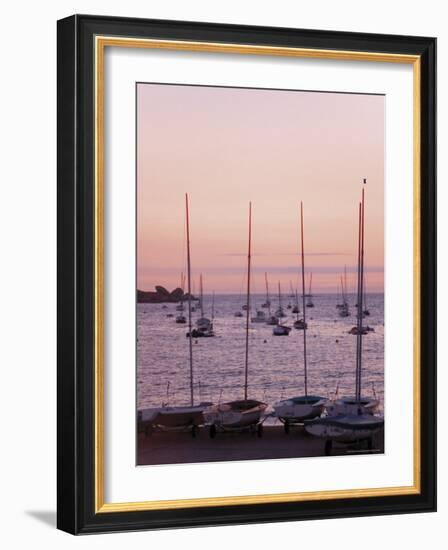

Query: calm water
[137,294,384,420]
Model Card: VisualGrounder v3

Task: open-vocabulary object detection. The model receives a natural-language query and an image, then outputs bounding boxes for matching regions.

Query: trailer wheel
[209,424,216,439]
[325,439,332,456]
[284,420,290,434]
[257,423,263,438]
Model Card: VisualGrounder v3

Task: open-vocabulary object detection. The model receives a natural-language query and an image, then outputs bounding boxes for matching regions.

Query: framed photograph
[57,15,436,534]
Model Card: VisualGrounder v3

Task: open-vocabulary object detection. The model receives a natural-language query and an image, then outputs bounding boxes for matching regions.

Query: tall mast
[355,188,366,406]
[309,273,313,296]
[244,202,252,400]
[355,202,362,404]
[185,193,194,406]
[357,189,366,404]
[300,202,308,397]
[265,272,271,316]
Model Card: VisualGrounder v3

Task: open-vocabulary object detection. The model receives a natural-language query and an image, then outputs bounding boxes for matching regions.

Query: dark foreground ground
[137,425,384,466]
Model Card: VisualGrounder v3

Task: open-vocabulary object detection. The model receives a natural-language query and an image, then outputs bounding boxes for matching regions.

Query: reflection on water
[137,293,384,420]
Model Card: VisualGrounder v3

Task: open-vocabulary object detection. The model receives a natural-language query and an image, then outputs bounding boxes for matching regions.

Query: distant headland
[137,285,198,304]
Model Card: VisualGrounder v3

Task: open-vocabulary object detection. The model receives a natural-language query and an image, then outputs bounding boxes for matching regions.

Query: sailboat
[293,288,306,330]
[139,194,212,436]
[292,287,300,315]
[305,187,383,451]
[338,269,350,317]
[273,203,325,431]
[204,203,267,436]
[306,273,315,308]
[175,272,187,322]
[265,273,279,325]
[188,274,214,337]
[363,275,370,316]
[273,282,291,334]
[275,282,286,318]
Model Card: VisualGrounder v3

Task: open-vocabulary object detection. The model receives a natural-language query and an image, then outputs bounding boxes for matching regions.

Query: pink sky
[137,83,384,294]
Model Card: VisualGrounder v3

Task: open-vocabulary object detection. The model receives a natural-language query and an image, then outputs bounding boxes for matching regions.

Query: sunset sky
[137,83,384,294]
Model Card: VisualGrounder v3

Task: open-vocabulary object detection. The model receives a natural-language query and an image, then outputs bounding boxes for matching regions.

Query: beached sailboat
[138,194,212,436]
[305,187,383,450]
[273,203,325,430]
[204,203,267,436]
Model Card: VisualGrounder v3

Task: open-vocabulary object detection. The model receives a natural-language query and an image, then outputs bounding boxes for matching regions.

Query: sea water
[137,293,384,422]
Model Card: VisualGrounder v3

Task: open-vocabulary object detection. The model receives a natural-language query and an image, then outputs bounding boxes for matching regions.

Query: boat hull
[138,404,212,432]
[273,396,325,424]
[304,414,384,442]
[325,397,379,416]
[204,400,267,429]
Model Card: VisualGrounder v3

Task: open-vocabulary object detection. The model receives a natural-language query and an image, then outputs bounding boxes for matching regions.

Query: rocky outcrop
[137,286,197,303]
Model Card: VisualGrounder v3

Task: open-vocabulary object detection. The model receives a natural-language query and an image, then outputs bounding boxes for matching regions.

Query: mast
[244,202,252,400]
[211,291,215,324]
[355,188,366,407]
[309,273,313,296]
[265,272,271,316]
[300,202,308,397]
[278,282,282,311]
[185,193,194,406]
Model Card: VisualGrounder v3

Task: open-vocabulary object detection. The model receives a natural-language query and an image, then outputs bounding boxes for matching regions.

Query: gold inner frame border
[94,35,421,513]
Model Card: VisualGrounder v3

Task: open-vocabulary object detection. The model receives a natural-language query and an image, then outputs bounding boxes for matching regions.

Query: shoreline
[137,425,384,466]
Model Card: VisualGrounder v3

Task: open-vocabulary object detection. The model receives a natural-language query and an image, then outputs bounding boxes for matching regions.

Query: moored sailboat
[306,273,315,308]
[264,273,279,325]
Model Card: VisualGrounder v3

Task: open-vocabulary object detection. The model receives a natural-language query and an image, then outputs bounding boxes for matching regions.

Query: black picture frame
[57,14,436,534]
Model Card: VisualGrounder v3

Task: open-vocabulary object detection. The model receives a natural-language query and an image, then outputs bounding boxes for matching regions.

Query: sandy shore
[137,425,384,465]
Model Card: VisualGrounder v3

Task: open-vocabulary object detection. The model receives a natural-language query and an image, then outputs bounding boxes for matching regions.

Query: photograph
[136,82,385,465]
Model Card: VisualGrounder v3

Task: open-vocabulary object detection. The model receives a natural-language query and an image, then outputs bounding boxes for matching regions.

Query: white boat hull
[305,414,384,442]
[138,404,211,431]
[273,400,325,423]
[204,401,267,429]
[325,397,379,416]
